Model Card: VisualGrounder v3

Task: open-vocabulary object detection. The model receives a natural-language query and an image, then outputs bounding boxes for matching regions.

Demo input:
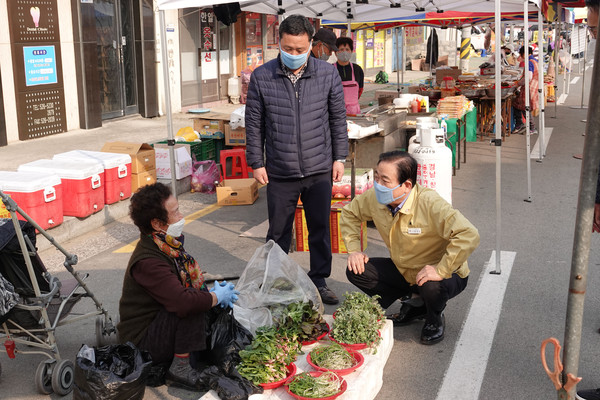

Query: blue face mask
[280,45,311,70]
[374,181,407,205]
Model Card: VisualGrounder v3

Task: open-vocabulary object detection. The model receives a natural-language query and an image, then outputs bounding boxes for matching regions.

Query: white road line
[557,94,568,105]
[436,251,516,400]
[530,127,553,159]
[571,77,580,85]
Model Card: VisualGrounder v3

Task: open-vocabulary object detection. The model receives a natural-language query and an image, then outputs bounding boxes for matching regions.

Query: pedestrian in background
[513,45,539,134]
[245,15,348,305]
[335,36,364,115]
[311,28,338,61]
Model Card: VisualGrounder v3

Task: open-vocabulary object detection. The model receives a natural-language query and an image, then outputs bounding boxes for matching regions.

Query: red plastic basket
[285,371,347,400]
[259,363,296,390]
[306,349,364,376]
[328,330,381,351]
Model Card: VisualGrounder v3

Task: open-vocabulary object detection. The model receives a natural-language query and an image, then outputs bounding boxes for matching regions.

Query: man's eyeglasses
[588,25,597,38]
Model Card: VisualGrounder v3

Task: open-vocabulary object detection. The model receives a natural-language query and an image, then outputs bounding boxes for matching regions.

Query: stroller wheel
[51,359,74,396]
[35,359,54,394]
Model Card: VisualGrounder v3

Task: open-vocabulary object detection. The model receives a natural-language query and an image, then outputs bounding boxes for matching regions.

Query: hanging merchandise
[410,128,453,205]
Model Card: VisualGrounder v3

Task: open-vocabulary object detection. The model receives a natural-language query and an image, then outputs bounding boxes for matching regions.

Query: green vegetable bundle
[236,325,301,385]
[274,301,329,343]
[287,371,343,398]
[331,292,386,350]
[309,343,354,370]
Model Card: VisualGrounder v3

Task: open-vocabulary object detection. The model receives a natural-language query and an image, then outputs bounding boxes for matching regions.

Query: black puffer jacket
[245,55,348,179]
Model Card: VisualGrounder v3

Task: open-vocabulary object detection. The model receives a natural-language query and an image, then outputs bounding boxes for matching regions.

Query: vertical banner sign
[374,31,385,68]
[7,0,66,140]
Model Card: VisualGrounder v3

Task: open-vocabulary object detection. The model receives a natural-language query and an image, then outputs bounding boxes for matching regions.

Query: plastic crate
[214,139,225,164]
[154,140,216,162]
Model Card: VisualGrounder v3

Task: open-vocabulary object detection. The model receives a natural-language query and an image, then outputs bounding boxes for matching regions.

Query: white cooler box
[0,171,63,230]
[18,159,105,218]
[53,150,132,204]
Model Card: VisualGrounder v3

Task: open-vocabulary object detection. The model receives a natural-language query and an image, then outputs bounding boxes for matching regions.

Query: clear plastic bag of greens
[233,240,324,334]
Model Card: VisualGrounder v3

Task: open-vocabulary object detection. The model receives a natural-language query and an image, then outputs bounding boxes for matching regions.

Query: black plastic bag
[207,307,253,373]
[188,308,262,400]
[73,342,152,400]
[198,365,263,400]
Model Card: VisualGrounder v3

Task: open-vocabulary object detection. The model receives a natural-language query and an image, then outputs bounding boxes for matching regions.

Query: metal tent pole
[492,0,502,274]
[396,27,401,95]
[159,10,178,198]
[402,26,406,84]
[553,3,561,118]
[581,26,587,108]
[454,27,458,67]
[524,1,532,202]
[429,27,434,78]
[559,27,600,400]
[538,7,545,160]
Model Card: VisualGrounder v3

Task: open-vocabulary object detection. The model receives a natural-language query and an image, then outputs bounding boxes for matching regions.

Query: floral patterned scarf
[151,232,205,289]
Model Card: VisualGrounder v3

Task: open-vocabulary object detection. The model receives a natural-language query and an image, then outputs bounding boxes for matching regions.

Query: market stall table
[200,315,394,400]
[347,108,408,198]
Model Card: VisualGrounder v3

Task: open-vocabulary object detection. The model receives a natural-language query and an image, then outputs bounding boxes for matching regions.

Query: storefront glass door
[95,0,138,119]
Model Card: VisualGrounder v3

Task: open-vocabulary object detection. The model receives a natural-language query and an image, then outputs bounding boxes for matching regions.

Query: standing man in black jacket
[245,15,348,305]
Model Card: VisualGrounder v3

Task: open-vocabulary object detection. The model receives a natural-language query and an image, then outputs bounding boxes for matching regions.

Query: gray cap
[313,28,339,51]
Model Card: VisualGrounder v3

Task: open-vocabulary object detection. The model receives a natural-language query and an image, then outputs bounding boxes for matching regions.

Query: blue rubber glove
[210,280,240,308]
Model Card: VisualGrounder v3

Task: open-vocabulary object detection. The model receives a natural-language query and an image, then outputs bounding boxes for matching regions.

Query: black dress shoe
[420,313,445,345]
[318,286,339,305]
[388,302,427,326]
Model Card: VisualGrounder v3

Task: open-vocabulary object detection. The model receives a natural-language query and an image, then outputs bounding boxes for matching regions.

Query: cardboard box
[154,145,193,180]
[332,168,373,199]
[217,178,259,206]
[193,118,225,139]
[435,67,461,84]
[131,169,157,193]
[101,142,155,173]
[295,200,367,253]
[224,123,246,146]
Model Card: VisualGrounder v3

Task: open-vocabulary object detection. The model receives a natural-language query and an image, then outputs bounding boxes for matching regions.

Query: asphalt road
[2,42,600,400]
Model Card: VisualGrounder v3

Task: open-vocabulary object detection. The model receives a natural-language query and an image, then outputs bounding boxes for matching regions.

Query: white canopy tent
[156,0,540,277]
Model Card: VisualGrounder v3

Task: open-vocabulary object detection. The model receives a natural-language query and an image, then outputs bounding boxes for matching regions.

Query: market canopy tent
[323,10,541,30]
[158,0,537,21]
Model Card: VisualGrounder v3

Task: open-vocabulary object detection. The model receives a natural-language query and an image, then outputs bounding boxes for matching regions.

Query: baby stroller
[0,190,117,395]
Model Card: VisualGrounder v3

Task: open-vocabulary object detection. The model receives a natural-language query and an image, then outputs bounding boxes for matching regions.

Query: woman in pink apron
[335,37,364,116]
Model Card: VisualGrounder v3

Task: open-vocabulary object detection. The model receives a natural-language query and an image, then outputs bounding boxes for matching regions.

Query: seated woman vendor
[117,183,239,390]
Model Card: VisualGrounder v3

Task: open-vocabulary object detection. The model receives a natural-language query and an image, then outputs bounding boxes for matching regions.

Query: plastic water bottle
[440,116,448,139]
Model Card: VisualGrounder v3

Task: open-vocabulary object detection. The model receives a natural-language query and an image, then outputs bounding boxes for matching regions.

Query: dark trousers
[346,257,468,322]
[514,108,535,129]
[139,308,206,365]
[266,172,332,287]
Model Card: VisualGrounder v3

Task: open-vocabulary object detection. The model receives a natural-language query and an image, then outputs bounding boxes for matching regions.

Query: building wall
[57,1,80,132]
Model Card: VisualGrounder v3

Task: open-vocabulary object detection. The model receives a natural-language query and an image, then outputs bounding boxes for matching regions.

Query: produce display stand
[199,315,394,400]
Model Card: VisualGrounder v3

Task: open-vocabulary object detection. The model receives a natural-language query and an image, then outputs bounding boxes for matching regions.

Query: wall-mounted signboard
[7,0,66,140]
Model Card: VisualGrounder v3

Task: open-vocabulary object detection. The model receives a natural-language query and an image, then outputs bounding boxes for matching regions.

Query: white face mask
[166,218,185,238]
